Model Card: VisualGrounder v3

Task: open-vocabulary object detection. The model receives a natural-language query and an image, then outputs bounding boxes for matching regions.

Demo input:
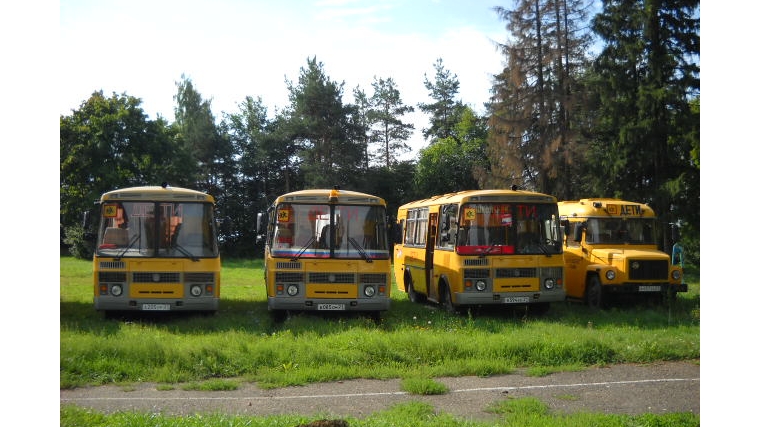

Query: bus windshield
[585,217,656,245]
[96,201,219,258]
[271,203,389,259]
[456,202,562,255]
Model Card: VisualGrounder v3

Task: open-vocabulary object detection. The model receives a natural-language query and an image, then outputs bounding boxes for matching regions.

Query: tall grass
[60,256,699,389]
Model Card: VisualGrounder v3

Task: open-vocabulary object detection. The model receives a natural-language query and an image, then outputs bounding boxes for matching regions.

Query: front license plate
[142,303,171,311]
[503,297,530,304]
[317,303,346,311]
[639,285,661,292]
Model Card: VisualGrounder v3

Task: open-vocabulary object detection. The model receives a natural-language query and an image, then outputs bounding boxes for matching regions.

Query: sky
[59,0,510,158]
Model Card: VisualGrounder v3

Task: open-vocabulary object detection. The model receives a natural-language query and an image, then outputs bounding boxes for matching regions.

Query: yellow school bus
[558,198,688,308]
[92,184,221,313]
[259,187,391,318]
[392,189,565,314]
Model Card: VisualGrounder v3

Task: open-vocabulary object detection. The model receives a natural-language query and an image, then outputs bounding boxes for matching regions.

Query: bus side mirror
[255,212,266,244]
[573,222,585,242]
[671,224,680,243]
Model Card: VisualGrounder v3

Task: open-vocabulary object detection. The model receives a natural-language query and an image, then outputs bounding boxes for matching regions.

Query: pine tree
[367,77,415,168]
[485,0,592,196]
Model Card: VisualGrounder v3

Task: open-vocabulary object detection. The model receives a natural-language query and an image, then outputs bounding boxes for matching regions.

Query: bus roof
[398,189,556,210]
[558,199,656,218]
[100,186,215,203]
[274,188,386,206]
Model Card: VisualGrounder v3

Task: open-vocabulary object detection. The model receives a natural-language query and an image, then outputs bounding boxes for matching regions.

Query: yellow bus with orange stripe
[92,184,221,314]
[258,187,391,318]
[392,189,565,314]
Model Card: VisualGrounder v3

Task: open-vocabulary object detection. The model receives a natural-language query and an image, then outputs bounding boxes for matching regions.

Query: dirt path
[61,360,699,422]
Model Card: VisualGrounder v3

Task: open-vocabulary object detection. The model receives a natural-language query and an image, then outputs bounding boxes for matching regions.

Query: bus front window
[271,204,389,260]
[456,203,562,255]
[96,201,218,258]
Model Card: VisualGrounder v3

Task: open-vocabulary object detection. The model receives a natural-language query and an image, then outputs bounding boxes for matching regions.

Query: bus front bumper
[455,291,566,306]
[94,297,219,312]
[267,297,390,312]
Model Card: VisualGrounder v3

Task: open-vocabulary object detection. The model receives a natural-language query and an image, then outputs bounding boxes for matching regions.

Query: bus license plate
[142,303,171,311]
[503,297,530,304]
[639,286,661,292]
[317,303,346,311]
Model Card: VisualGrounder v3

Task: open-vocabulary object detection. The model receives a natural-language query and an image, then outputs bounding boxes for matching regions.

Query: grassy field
[60,256,700,426]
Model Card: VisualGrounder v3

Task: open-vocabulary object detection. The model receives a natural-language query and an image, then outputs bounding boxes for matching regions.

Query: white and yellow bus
[92,184,221,313]
[558,198,688,308]
[392,189,565,314]
[259,187,391,317]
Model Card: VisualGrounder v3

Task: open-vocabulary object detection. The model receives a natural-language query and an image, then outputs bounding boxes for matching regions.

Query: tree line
[60,0,699,264]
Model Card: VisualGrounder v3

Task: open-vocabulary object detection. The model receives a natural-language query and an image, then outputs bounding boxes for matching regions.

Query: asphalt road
[60,360,699,422]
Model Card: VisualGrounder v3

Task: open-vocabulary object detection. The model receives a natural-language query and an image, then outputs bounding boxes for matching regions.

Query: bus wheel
[585,276,603,310]
[271,309,289,323]
[440,284,457,314]
[529,302,550,315]
[405,272,426,304]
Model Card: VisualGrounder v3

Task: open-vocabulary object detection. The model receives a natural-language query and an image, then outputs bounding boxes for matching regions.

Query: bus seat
[103,227,128,246]
[468,227,489,245]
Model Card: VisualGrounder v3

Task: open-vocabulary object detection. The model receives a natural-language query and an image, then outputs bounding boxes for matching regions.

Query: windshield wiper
[290,236,316,262]
[115,234,140,261]
[478,244,499,258]
[348,237,372,263]
[173,242,199,262]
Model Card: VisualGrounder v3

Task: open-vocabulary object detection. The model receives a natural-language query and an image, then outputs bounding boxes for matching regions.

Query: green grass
[61,256,699,389]
[61,399,700,426]
[60,256,699,425]
[401,377,450,395]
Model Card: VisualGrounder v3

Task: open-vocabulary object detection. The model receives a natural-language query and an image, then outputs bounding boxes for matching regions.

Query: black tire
[440,284,458,314]
[271,309,289,323]
[405,271,426,304]
[585,275,603,310]
[528,302,550,315]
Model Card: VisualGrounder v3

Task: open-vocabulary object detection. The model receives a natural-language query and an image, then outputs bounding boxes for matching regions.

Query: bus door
[426,212,438,298]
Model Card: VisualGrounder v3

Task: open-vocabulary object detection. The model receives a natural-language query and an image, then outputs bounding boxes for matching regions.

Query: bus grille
[360,273,387,283]
[464,269,490,279]
[539,267,563,279]
[629,260,668,280]
[185,272,214,282]
[309,273,356,283]
[132,272,181,283]
[276,272,304,282]
[99,272,126,282]
[464,258,488,266]
[99,261,125,269]
[276,262,302,269]
[495,268,536,278]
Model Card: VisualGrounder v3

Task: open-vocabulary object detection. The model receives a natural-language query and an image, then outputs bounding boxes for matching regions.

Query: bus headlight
[364,286,376,297]
[605,270,616,281]
[475,280,487,291]
[544,278,556,290]
[110,284,123,296]
[287,284,299,296]
[672,270,681,280]
[190,285,203,297]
